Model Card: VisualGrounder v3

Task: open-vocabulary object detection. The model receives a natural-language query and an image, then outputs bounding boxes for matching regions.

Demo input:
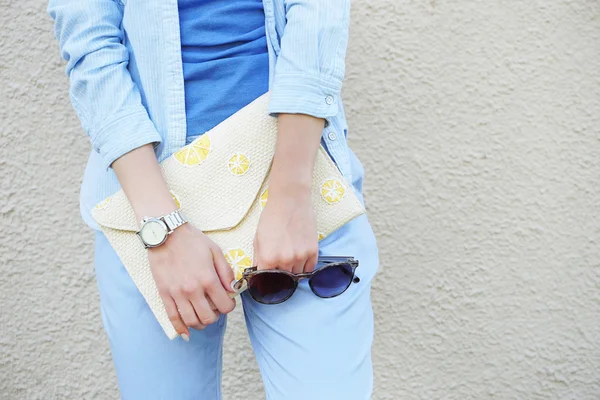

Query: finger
[207,295,235,312]
[253,240,273,271]
[255,252,269,271]
[162,295,190,340]
[281,251,302,274]
[257,257,279,271]
[183,302,208,331]
[256,249,287,271]
[205,277,236,314]
[190,321,207,331]
[190,292,220,326]
[207,297,217,311]
[211,246,236,293]
[172,295,203,329]
[291,254,306,274]
[303,246,319,274]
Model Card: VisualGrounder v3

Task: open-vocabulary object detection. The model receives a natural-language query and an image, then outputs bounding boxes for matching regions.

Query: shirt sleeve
[267,0,351,123]
[47,0,163,170]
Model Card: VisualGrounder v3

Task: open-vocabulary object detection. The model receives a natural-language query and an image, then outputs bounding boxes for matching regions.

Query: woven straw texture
[91,93,365,339]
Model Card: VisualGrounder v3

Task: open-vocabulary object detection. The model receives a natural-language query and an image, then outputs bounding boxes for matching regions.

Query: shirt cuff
[268,73,342,123]
[90,108,163,170]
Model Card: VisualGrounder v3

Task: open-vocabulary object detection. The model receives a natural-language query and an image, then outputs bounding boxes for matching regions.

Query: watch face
[140,219,168,247]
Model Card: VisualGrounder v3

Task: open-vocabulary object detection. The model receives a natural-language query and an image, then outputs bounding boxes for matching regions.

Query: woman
[48,0,379,398]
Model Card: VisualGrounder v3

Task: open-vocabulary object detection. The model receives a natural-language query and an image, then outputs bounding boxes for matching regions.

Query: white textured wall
[1,0,599,398]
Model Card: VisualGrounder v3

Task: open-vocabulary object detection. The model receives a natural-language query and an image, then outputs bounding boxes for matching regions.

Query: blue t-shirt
[178,0,270,137]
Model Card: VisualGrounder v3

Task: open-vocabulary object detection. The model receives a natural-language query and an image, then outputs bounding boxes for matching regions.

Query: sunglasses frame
[233,256,360,305]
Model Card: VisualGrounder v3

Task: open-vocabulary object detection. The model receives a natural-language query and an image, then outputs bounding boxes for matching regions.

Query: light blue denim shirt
[47,0,362,230]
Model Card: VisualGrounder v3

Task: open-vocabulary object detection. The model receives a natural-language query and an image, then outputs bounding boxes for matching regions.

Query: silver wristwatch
[136,209,188,249]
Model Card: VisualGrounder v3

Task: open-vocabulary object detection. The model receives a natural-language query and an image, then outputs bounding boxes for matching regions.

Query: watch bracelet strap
[162,209,187,232]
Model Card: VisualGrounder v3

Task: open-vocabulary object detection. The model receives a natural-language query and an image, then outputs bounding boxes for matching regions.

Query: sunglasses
[232,256,360,304]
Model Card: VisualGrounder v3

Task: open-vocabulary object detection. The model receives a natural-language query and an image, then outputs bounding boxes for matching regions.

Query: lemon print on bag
[94,197,111,210]
[224,249,253,281]
[169,190,181,209]
[259,188,269,210]
[320,179,346,204]
[317,232,326,241]
[228,153,250,176]
[174,135,211,166]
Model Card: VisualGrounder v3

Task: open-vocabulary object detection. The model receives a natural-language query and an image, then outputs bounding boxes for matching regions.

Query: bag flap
[91,93,277,232]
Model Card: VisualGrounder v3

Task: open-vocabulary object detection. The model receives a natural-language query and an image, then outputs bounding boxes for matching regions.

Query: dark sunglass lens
[248,273,296,304]
[311,263,354,298]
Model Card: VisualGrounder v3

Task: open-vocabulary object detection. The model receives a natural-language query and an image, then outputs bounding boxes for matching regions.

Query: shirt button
[327,131,337,140]
[325,95,334,105]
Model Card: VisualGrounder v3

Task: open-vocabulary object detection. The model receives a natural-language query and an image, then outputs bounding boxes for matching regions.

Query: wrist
[137,208,188,249]
[147,222,194,253]
[268,177,312,204]
[269,163,312,187]
[270,113,323,192]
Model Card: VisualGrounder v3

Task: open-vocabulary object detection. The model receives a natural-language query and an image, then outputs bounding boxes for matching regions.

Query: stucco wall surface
[1,0,599,399]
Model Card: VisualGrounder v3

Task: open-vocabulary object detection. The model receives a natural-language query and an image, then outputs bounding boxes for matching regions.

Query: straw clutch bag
[91,93,365,339]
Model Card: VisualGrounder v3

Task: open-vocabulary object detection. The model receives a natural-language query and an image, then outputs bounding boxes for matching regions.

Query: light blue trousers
[93,146,379,399]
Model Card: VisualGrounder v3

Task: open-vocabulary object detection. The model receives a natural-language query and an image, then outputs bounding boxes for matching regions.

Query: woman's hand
[148,223,236,338]
[254,190,319,274]
[112,144,236,340]
[253,113,325,273]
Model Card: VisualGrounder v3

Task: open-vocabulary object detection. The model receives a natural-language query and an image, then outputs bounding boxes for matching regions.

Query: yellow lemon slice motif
[259,188,269,210]
[228,153,250,176]
[320,179,346,204]
[94,197,111,210]
[317,232,326,241]
[224,249,253,281]
[169,190,181,209]
[174,135,211,166]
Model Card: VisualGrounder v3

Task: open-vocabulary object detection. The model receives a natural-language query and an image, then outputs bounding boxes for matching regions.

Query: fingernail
[230,280,238,292]
[181,333,189,342]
